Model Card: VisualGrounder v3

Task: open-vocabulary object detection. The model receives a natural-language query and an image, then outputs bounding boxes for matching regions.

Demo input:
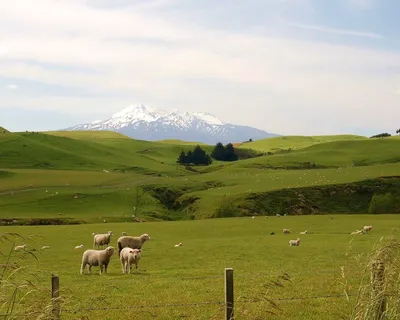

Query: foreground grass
[2,215,399,319]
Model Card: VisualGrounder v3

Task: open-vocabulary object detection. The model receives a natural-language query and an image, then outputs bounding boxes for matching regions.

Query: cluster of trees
[176,140,258,166]
[397,129,400,134]
[211,142,238,161]
[177,145,212,165]
[370,133,391,138]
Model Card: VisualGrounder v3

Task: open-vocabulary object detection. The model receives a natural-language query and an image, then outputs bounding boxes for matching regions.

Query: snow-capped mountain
[66,104,278,144]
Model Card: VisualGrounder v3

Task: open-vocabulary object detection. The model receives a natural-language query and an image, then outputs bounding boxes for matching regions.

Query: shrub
[368,193,396,214]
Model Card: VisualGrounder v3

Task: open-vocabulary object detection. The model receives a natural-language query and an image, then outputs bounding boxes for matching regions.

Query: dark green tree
[225,143,238,161]
[192,145,212,165]
[211,142,226,161]
[177,150,188,164]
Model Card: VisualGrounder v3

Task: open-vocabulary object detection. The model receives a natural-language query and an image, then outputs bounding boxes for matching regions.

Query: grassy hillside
[2,215,400,319]
[242,135,366,153]
[0,131,399,223]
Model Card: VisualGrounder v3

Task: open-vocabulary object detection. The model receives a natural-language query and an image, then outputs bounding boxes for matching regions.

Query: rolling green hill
[0,131,399,223]
[242,135,366,153]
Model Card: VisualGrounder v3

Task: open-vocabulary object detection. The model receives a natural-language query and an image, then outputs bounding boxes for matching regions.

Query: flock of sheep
[79,231,151,275]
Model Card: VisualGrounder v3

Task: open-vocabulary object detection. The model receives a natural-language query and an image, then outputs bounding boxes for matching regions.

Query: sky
[0,0,399,136]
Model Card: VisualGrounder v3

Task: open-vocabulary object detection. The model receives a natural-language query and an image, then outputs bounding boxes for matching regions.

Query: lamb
[93,231,113,249]
[283,228,291,234]
[117,234,151,256]
[289,238,301,246]
[299,230,308,235]
[14,244,28,251]
[363,225,372,232]
[75,244,84,249]
[119,248,142,274]
[80,246,115,275]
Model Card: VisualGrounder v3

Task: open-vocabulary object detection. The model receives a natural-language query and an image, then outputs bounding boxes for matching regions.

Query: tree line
[177,142,240,166]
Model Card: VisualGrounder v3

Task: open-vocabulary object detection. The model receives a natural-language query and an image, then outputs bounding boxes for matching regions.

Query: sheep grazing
[174,243,182,247]
[289,238,301,246]
[93,231,113,249]
[276,214,281,217]
[283,228,292,234]
[363,225,372,232]
[121,232,127,236]
[300,230,308,235]
[41,246,50,250]
[117,234,151,256]
[75,244,84,249]
[251,216,256,219]
[80,246,116,275]
[120,248,142,274]
[14,244,28,251]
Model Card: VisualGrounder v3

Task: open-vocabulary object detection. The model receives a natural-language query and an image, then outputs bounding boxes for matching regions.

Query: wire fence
[48,268,363,319]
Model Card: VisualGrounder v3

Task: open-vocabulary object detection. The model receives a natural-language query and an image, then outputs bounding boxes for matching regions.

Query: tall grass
[348,235,400,320]
[0,233,52,319]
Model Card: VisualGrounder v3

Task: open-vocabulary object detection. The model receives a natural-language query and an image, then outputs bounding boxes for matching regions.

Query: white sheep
[93,231,113,249]
[75,244,84,249]
[120,247,142,274]
[41,246,50,250]
[80,246,116,275]
[276,214,281,217]
[14,244,28,251]
[363,225,372,232]
[289,238,301,246]
[299,230,308,235]
[174,243,183,247]
[121,232,127,236]
[283,228,291,234]
[117,234,151,256]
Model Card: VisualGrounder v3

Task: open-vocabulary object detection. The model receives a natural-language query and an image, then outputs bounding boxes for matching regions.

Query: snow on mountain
[66,104,278,144]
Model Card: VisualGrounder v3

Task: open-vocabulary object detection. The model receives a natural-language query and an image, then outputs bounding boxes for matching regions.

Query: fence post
[371,261,386,320]
[225,268,234,320]
[51,274,60,320]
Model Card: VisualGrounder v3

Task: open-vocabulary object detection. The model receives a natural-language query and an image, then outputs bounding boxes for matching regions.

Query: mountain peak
[66,103,278,143]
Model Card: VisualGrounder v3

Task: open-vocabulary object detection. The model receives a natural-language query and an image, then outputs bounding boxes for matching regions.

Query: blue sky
[0,0,399,135]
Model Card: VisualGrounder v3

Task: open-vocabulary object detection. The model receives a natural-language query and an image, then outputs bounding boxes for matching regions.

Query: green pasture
[241,135,367,152]
[2,215,400,319]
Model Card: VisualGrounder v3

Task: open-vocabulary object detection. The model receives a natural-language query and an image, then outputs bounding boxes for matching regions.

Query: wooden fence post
[225,268,234,320]
[51,274,60,320]
[371,261,386,320]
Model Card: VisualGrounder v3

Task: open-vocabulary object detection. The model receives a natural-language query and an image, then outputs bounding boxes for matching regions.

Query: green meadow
[2,215,400,320]
[1,129,400,319]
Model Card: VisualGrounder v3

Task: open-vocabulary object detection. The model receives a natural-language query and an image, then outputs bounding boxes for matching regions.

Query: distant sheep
[289,238,301,246]
[75,244,84,249]
[117,234,151,256]
[276,214,281,217]
[174,243,182,247]
[283,229,291,234]
[14,244,28,251]
[363,225,372,232]
[41,246,50,250]
[120,248,142,274]
[121,232,127,236]
[93,231,113,249]
[80,246,115,275]
[299,230,308,235]
[351,229,365,235]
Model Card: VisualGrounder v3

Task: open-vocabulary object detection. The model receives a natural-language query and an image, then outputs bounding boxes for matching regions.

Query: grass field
[2,215,400,319]
[1,129,400,319]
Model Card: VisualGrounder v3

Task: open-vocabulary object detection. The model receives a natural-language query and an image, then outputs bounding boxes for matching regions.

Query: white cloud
[0,0,398,135]
[286,22,382,39]
[5,84,18,90]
